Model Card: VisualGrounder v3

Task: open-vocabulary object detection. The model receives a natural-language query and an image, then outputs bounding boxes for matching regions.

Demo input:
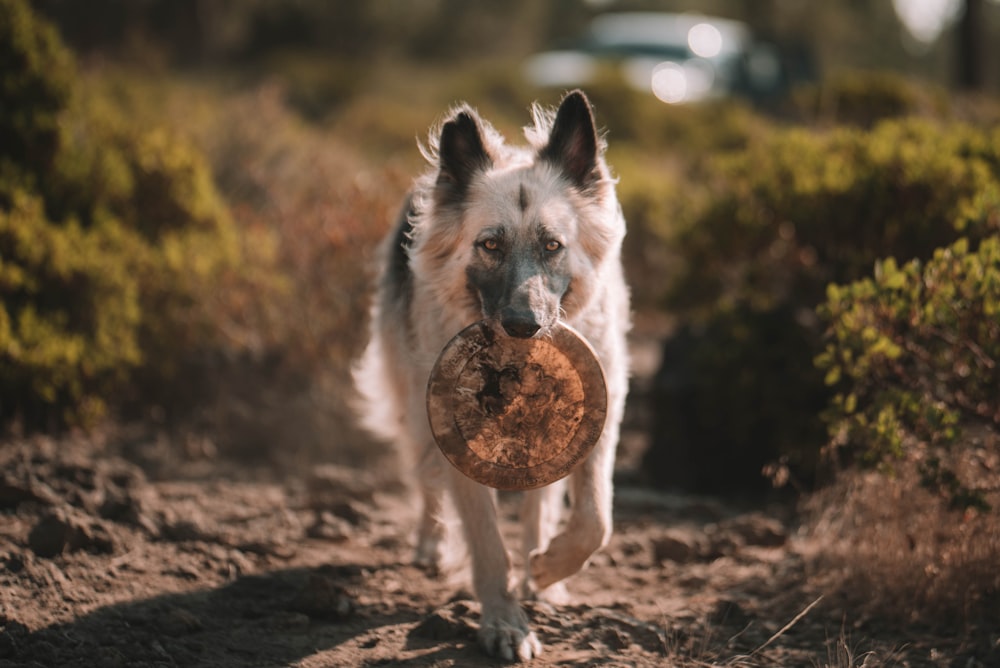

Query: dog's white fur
[354,90,629,661]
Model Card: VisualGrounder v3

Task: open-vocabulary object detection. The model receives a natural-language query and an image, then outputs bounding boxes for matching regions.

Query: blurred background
[3,0,999,503]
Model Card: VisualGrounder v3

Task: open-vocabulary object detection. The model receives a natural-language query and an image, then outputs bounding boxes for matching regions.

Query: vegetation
[2,0,998,660]
[0,0,258,427]
[817,236,1000,509]
[644,111,1000,494]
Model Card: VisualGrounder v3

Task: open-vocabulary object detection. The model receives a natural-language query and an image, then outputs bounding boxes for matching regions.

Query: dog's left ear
[540,90,601,190]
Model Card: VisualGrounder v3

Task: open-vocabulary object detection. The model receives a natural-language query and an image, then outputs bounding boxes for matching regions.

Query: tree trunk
[956,0,985,90]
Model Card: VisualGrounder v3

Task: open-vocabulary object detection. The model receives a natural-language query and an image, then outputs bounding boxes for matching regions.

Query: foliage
[644,116,1000,494]
[669,118,1000,316]
[89,77,410,462]
[645,304,829,495]
[0,1,253,427]
[790,69,951,127]
[816,237,1000,509]
[0,191,141,424]
[0,0,74,180]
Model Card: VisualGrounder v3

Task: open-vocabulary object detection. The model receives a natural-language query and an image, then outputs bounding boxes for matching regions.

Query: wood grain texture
[427,321,607,490]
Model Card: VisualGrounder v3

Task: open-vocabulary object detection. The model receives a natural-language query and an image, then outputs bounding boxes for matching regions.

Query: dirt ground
[1,422,994,668]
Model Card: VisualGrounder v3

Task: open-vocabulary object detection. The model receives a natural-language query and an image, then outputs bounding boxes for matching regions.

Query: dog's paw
[537,581,572,605]
[414,538,443,574]
[478,602,542,662]
[414,528,461,577]
[529,527,603,590]
[529,549,558,591]
[520,576,571,605]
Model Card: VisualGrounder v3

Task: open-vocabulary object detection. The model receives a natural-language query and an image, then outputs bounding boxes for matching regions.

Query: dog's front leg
[448,466,542,661]
[520,480,570,602]
[529,428,616,590]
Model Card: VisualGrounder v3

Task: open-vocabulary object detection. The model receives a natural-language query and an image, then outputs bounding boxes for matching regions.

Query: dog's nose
[501,313,541,339]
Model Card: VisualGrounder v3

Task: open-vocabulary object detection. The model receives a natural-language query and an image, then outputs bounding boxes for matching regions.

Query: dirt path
[0,432,980,667]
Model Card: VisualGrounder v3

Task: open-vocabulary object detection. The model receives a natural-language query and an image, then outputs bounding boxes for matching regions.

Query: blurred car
[524,12,794,104]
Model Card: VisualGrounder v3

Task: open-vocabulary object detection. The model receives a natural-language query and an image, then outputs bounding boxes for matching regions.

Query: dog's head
[410,90,624,339]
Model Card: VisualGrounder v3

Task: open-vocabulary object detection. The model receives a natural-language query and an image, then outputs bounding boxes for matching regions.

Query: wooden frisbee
[426,321,607,491]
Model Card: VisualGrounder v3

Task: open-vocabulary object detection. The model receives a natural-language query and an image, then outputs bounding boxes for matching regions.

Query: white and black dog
[354,90,629,661]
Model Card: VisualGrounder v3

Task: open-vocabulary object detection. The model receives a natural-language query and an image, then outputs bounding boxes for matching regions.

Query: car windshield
[580,39,692,60]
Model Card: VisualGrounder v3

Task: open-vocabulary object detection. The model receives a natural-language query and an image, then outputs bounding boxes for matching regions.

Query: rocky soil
[0,430,993,667]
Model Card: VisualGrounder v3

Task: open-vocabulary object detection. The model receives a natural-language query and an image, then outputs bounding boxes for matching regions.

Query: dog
[353,90,629,661]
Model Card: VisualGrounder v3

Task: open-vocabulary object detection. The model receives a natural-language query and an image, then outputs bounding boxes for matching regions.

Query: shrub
[0,0,74,180]
[804,466,1000,650]
[0,1,254,428]
[101,80,411,464]
[645,303,829,495]
[816,236,1000,509]
[643,117,1000,494]
[789,69,951,127]
[667,119,1000,316]
[0,191,142,424]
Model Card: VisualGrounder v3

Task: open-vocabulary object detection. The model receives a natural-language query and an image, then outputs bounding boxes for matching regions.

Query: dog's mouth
[486,313,558,341]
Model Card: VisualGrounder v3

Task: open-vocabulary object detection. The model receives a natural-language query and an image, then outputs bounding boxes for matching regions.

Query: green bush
[790,69,951,127]
[0,0,249,427]
[0,0,74,180]
[643,116,1000,494]
[816,236,1000,509]
[581,71,768,155]
[0,191,142,424]
[645,303,829,495]
[668,119,1000,316]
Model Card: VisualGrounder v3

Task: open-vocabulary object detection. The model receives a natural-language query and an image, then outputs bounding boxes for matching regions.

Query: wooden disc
[426,321,608,491]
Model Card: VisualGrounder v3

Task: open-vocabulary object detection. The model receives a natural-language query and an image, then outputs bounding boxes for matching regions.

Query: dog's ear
[540,90,600,190]
[436,110,492,205]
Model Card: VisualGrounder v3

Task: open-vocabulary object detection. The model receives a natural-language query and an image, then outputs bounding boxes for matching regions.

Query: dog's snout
[501,312,541,339]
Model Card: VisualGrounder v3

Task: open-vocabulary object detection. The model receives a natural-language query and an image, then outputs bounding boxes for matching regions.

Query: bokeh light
[651,62,687,104]
[688,22,723,58]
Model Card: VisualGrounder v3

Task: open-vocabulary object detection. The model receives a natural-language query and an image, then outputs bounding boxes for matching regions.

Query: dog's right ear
[436,110,492,206]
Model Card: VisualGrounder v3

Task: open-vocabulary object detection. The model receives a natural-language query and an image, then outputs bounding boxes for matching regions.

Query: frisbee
[426,320,607,491]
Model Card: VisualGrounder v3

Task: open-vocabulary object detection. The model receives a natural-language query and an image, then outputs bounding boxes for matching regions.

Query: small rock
[28,510,80,558]
[722,514,787,548]
[600,626,630,650]
[651,529,701,564]
[328,500,369,526]
[586,609,669,655]
[0,474,59,509]
[409,603,474,641]
[99,486,160,537]
[289,573,354,620]
[31,508,117,556]
[704,532,740,559]
[307,466,376,507]
[1,551,25,574]
[160,516,214,543]
[225,549,256,577]
[410,609,458,641]
[307,512,352,541]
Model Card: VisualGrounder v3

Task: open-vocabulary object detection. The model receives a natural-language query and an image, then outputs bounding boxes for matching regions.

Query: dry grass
[802,458,1000,658]
[92,72,418,468]
[657,601,905,668]
[191,84,413,467]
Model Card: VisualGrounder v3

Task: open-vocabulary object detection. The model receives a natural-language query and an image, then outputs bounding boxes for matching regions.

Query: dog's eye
[544,240,562,253]
[481,238,500,252]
